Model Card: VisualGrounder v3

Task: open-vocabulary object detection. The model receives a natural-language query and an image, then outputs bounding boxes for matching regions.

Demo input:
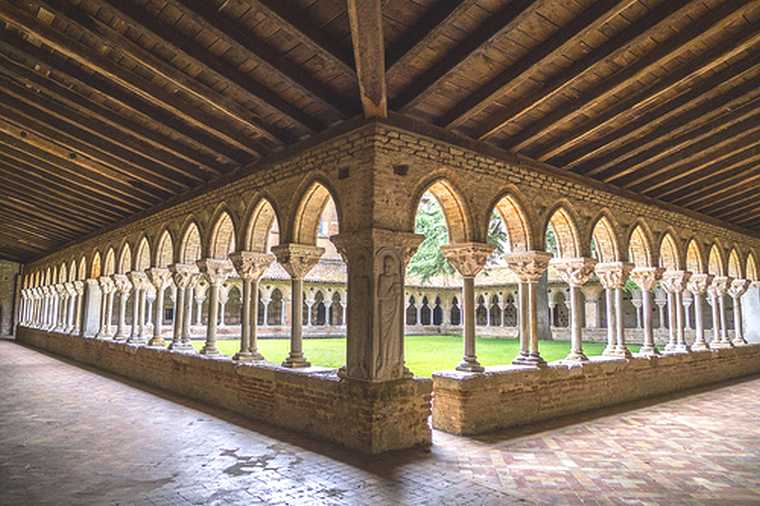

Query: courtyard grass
[191,335,639,377]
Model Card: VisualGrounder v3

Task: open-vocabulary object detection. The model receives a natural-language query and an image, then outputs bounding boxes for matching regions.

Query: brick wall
[17,327,432,454]
[432,345,760,435]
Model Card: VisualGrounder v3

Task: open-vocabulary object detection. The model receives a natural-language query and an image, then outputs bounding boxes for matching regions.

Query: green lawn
[191,335,639,377]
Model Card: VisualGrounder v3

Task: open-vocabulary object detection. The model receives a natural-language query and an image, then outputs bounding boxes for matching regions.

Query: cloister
[2,0,760,503]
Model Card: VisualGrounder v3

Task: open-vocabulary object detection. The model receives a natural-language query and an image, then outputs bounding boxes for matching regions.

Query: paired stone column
[229,252,275,361]
[73,281,84,336]
[271,244,325,368]
[552,257,597,362]
[197,259,234,356]
[687,273,713,351]
[504,251,553,366]
[630,267,664,356]
[147,268,172,347]
[168,264,197,352]
[218,284,229,328]
[661,271,691,353]
[595,262,634,358]
[441,242,495,372]
[112,274,132,340]
[55,284,68,332]
[96,276,115,338]
[331,229,423,381]
[729,279,750,346]
[710,276,732,348]
[127,272,148,344]
[64,282,76,333]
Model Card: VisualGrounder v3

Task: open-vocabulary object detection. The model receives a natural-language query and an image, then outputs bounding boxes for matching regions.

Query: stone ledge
[16,327,432,454]
[432,345,760,435]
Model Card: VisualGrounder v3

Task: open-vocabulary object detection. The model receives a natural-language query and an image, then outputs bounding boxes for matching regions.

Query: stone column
[271,244,324,368]
[729,279,750,346]
[504,251,553,366]
[331,229,423,381]
[63,283,75,333]
[630,291,642,329]
[260,294,271,326]
[96,277,115,339]
[441,242,495,372]
[682,291,693,330]
[147,268,172,347]
[113,274,132,340]
[712,276,732,347]
[630,267,664,356]
[596,262,634,358]
[168,264,197,352]
[73,281,84,336]
[127,272,148,344]
[54,284,66,332]
[218,284,229,328]
[304,291,316,327]
[687,273,713,351]
[661,271,691,353]
[654,290,667,329]
[197,259,233,356]
[553,257,597,362]
[229,252,275,361]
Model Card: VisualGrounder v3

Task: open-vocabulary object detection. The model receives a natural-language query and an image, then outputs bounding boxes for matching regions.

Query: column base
[671,343,691,353]
[562,351,589,362]
[233,351,266,362]
[511,353,546,367]
[602,345,618,357]
[455,357,485,373]
[96,331,113,340]
[147,337,166,348]
[200,344,220,356]
[690,341,710,352]
[168,341,195,353]
[732,338,748,346]
[127,336,147,345]
[637,345,660,357]
[709,340,732,349]
[281,353,311,368]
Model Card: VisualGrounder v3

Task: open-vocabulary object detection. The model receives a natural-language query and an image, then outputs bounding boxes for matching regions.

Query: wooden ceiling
[0,0,758,262]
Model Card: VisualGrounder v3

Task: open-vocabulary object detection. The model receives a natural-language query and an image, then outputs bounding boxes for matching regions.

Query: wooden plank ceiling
[0,0,758,262]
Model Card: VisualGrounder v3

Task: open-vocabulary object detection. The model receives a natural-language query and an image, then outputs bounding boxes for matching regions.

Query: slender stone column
[553,257,597,362]
[596,262,634,358]
[729,279,750,346]
[55,284,67,331]
[127,272,148,344]
[304,291,316,327]
[168,264,197,352]
[218,284,229,328]
[441,242,495,372]
[147,268,172,347]
[504,251,553,366]
[229,252,275,361]
[271,244,324,368]
[654,291,667,330]
[331,229,423,381]
[112,274,131,340]
[687,273,713,351]
[197,259,234,356]
[96,277,115,339]
[710,276,732,347]
[661,271,691,353]
[630,267,664,356]
[682,291,693,330]
[73,281,84,336]
[260,294,270,326]
[64,283,76,333]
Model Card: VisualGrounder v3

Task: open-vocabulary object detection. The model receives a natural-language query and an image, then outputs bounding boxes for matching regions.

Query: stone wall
[0,260,20,336]
[432,345,760,435]
[17,327,432,454]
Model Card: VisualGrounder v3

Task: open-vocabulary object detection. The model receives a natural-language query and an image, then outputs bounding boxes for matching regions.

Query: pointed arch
[545,205,581,258]
[68,260,76,282]
[686,239,704,273]
[746,251,758,282]
[245,197,280,253]
[58,263,67,283]
[707,243,724,276]
[135,237,152,271]
[155,230,175,268]
[180,220,203,264]
[51,266,57,286]
[659,233,680,271]
[35,270,41,287]
[104,247,116,276]
[78,256,87,281]
[488,191,532,252]
[291,179,343,245]
[728,248,742,278]
[628,224,652,267]
[208,210,237,259]
[90,251,102,279]
[118,242,133,274]
[590,213,619,262]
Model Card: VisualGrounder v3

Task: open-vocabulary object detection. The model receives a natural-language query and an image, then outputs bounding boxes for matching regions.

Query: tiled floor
[2,339,759,505]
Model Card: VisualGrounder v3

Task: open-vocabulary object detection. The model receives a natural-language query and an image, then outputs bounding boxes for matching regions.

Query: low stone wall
[17,327,432,454]
[432,345,760,435]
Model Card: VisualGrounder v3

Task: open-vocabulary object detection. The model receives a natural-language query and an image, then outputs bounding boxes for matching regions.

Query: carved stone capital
[503,251,552,283]
[660,270,692,294]
[440,242,495,278]
[112,274,132,294]
[55,283,68,297]
[728,278,750,299]
[709,276,731,296]
[229,251,275,281]
[331,229,424,267]
[550,257,597,287]
[594,261,634,289]
[197,258,234,286]
[73,280,84,295]
[270,243,325,279]
[629,266,664,292]
[127,271,148,290]
[98,276,115,294]
[169,263,199,289]
[64,282,77,297]
[687,273,713,295]
[147,267,172,291]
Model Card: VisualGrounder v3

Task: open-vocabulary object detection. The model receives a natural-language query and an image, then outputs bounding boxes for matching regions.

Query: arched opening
[546,207,580,258]
[420,296,432,326]
[136,238,151,271]
[91,252,102,279]
[406,295,417,326]
[118,244,132,274]
[78,257,87,281]
[628,225,652,268]
[489,294,502,326]
[104,248,116,276]
[68,261,76,282]
[490,194,531,253]
[245,198,279,253]
[591,216,618,263]
[209,212,236,260]
[156,231,174,268]
[292,182,340,246]
[728,248,742,278]
[433,296,443,326]
[686,240,703,273]
[330,292,343,326]
[180,222,203,264]
[746,253,758,282]
[267,288,283,326]
[59,263,68,284]
[659,234,680,271]
[708,244,724,276]
[475,295,487,326]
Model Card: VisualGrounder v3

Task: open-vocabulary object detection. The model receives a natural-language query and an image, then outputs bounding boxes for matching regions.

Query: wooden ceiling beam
[0,3,262,158]
[0,198,91,235]
[0,29,245,165]
[671,166,760,208]
[392,0,542,112]
[439,0,639,130]
[168,0,353,120]
[655,152,760,202]
[566,58,760,173]
[474,0,692,141]
[0,187,103,231]
[347,0,387,119]
[704,191,760,218]
[505,2,758,153]
[0,218,68,243]
[730,209,760,225]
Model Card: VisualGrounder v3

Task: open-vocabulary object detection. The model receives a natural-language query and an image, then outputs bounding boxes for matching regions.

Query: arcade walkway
[2,339,759,506]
